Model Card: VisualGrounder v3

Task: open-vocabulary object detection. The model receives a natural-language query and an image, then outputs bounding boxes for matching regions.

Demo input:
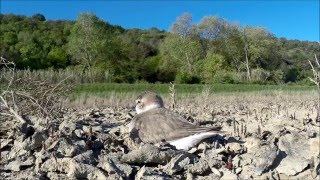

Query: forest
[0,13,319,84]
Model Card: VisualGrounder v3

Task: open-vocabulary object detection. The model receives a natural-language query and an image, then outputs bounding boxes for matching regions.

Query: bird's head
[135,91,164,114]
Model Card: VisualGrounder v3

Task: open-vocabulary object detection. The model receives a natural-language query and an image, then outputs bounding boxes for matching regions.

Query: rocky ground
[1,95,320,180]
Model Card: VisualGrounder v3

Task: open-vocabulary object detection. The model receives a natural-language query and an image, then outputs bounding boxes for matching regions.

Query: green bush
[175,70,201,84]
[212,70,240,84]
[270,69,284,84]
[250,68,271,84]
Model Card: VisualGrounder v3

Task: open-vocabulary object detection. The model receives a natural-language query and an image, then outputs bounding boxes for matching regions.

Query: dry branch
[0,57,72,133]
[308,54,320,122]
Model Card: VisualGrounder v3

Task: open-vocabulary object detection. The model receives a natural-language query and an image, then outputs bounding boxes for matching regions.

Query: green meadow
[71,83,316,96]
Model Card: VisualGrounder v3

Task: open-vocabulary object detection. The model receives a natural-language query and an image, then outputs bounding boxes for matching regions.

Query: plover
[127,91,223,150]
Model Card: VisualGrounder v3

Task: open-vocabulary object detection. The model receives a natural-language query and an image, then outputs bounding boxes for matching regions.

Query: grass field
[72,83,316,95]
[65,83,317,108]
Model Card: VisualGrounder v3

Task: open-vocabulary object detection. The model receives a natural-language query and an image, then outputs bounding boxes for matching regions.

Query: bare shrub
[0,57,72,132]
[308,54,320,122]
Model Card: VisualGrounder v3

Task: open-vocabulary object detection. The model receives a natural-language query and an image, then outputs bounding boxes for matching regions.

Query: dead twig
[308,54,320,122]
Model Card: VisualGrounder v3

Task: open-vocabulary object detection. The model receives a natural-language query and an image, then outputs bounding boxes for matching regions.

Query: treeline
[0,13,319,84]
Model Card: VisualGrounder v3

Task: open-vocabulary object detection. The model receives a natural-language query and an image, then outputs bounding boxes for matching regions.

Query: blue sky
[1,0,319,42]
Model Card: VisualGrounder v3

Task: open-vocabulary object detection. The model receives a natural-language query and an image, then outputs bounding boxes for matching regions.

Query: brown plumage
[131,107,222,144]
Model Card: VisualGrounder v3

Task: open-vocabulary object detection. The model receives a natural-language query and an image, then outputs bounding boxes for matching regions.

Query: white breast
[168,132,218,150]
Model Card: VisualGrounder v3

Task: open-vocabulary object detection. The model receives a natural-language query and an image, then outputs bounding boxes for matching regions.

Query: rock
[59,120,77,135]
[57,139,78,157]
[307,131,316,138]
[242,137,278,176]
[252,142,278,175]
[201,147,227,159]
[0,139,13,149]
[239,153,254,166]
[186,159,210,175]
[30,131,47,150]
[98,155,133,178]
[57,139,85,157]
[278,173,290,180]
[34,147,50,172]
[135,165,171,180]
[244,136,260,153]
[121,144,179,165]
[310,156,320,179]
[198,143,209,151]
[235,167,242,174]
[9,170,45,180]
[74,129,83,138]
[68,161,108,179]
[232,155,241,167]
[46,172,69,180]
[211,167,222,177]
[164,153,197,175]
[239,165,255,179]
[220,168,238,180]
[41,157,72,173]
[226,142,244,154]
[4,156,35,171]
[194,173,220,180]
[42,157,107,179]
[309,137,320,158]
[73,150,96,164]
[1,150,10,161]
[276,133,310,176]
[186,173,194,180]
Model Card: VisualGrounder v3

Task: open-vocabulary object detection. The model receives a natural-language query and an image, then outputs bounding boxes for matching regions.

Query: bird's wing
[132,108,222,143]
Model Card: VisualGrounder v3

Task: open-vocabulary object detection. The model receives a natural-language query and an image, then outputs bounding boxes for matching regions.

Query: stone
[68,161,108,179]
[186,159,210,175]
[98,155,133,178]
[276,133,310,176]
[135,165,171,180]
[164,153,196,175]
[46,172,69,180]
[252,142,278,175]
[194,173,220,180]
[4,156,34,171]
[220,168,238,180]
[235,167,242,174]
[232,155,241,167]
[59,120,77,135]
[41,157,72,173]
[211,167,222,177]
[30,131,47,150]
[73,150,96,164]
[121,144,179,165]
[0,139,13,149]
[57,139,85,157]
[239,165,255,179]
[226,142,243,154]
[34,147,50,172]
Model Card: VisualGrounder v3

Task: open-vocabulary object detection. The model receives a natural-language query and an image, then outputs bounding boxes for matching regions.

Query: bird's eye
[136,100,141,104]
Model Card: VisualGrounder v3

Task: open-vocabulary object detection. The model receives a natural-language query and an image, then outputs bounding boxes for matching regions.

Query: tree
[222,25,275,81]
[67,13,108,82]
[170,13,195,39]
[31,13,46,21]
[47,47,68,68]
[160,13,204,82]
[200,53,227,83]
[198,16,226,40]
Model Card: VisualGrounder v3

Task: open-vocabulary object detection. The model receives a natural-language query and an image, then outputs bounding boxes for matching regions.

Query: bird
[127,91,223,150]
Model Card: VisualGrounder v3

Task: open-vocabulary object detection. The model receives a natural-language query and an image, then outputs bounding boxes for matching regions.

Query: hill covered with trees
[1,13,319,84]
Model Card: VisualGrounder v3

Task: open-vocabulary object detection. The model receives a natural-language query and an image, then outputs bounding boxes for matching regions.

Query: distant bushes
[1,66,314,86]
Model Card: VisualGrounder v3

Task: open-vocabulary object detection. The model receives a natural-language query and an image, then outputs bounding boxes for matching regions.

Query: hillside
[1,13,319,84]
